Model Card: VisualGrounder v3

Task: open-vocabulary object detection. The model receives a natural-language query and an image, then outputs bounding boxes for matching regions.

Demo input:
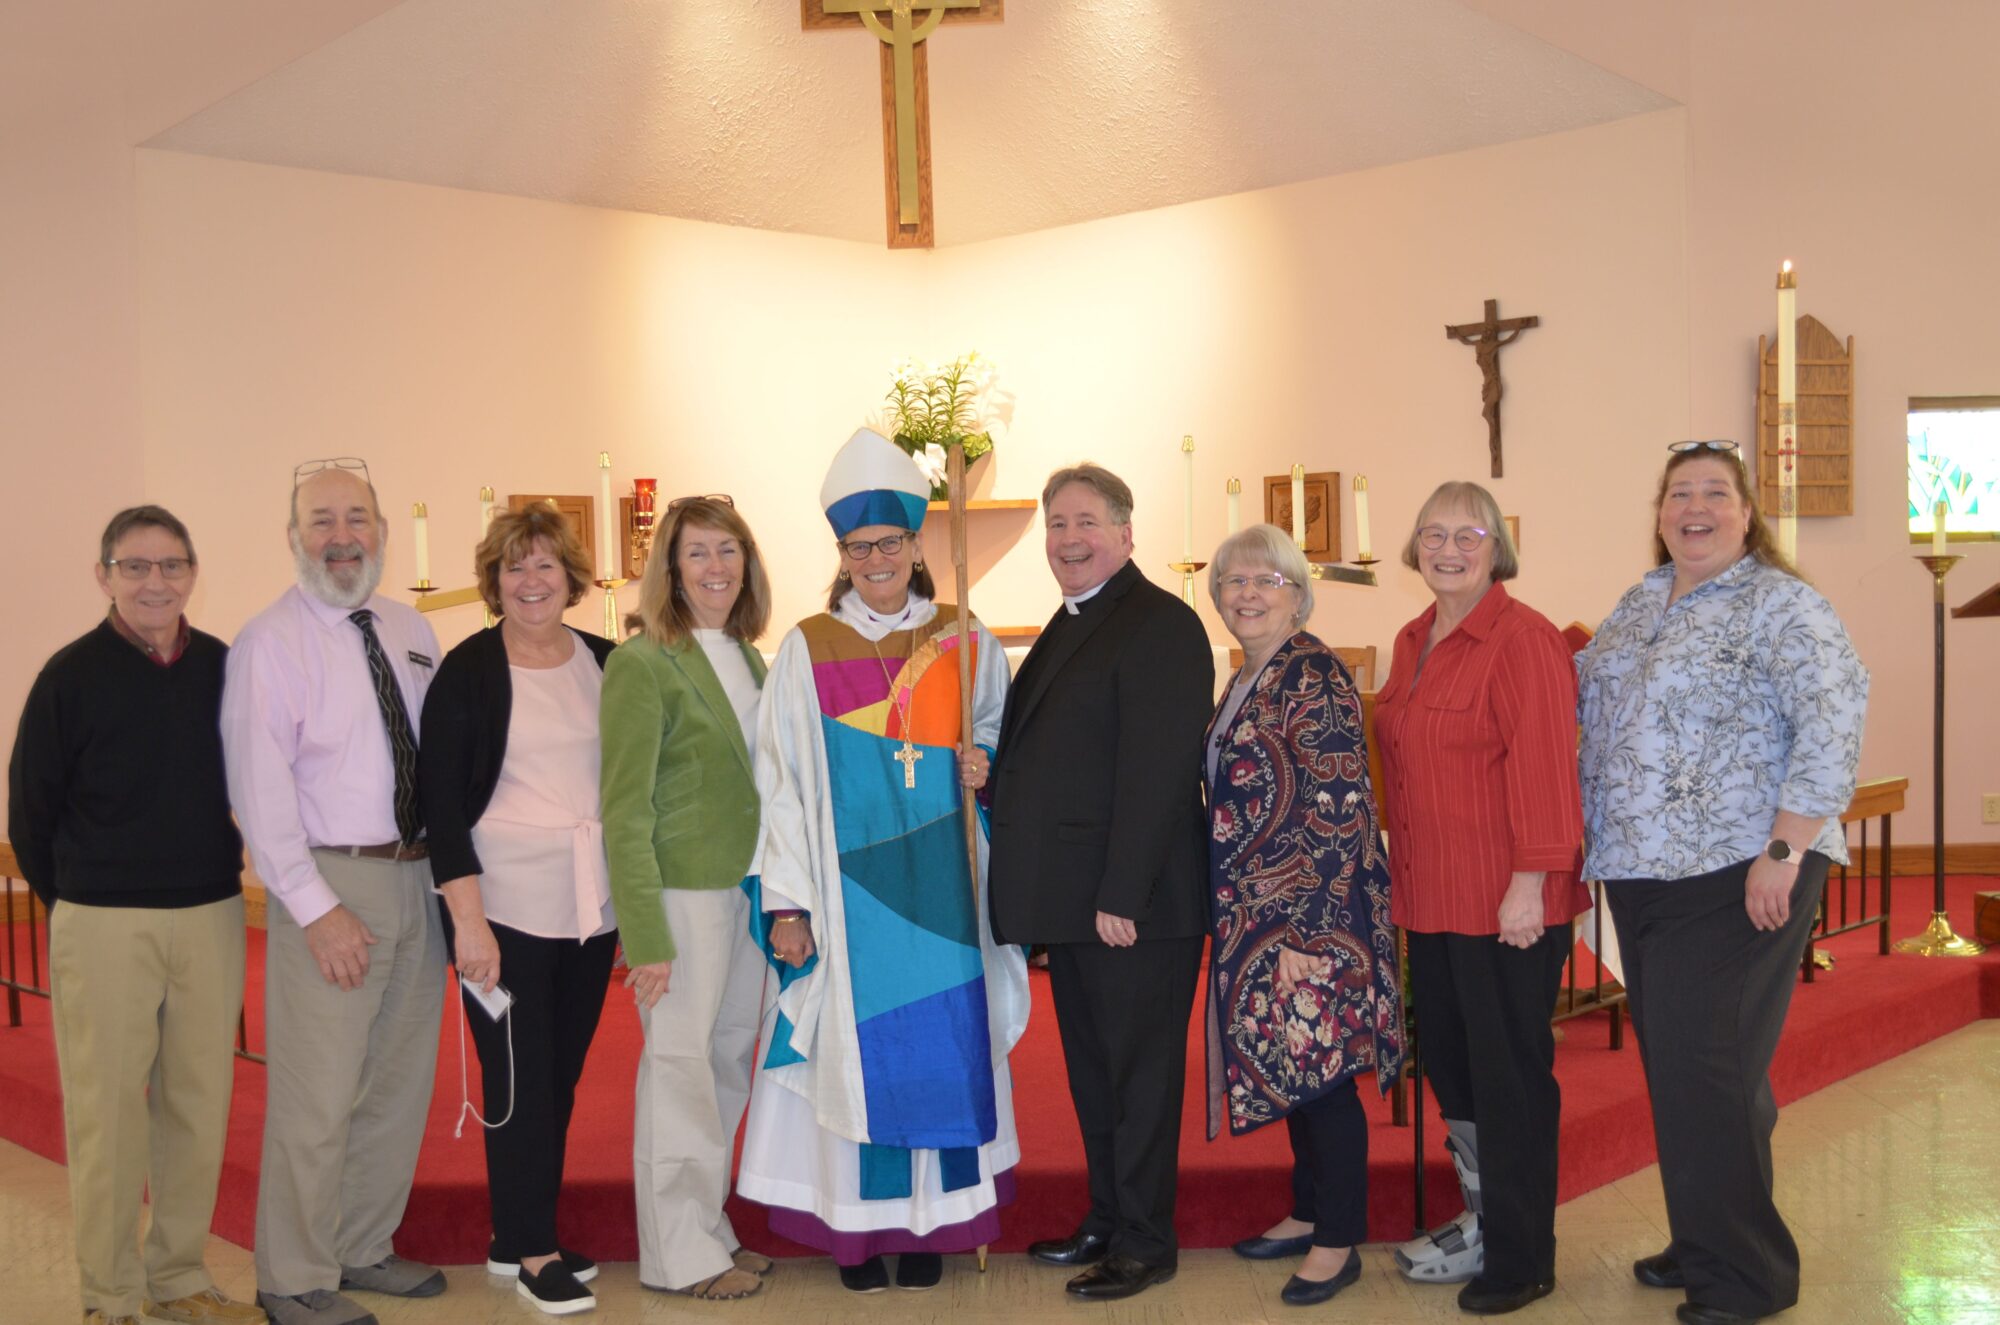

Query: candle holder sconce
[620,478,659,580]
[1166,560,1208,608]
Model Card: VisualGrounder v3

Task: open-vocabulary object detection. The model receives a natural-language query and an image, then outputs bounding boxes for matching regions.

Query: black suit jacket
[987,560,1215,945]
[417,624,616,885]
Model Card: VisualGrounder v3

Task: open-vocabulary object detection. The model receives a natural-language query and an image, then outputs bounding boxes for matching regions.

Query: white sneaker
[1394,1208,1484,1284]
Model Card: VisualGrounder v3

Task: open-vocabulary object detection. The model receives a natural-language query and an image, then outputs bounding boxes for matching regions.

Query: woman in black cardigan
[417,506,617,1317]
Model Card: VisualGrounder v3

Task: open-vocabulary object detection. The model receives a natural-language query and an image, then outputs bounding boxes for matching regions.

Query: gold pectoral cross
[808,0,1000,247]
[894,739,924,789]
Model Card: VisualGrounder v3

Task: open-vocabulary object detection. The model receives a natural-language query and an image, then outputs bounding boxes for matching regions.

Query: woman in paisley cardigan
[1202,524,1405,1308]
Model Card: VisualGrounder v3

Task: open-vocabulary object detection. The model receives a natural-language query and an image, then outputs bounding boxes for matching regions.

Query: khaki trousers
[255,851,444,1296]
[634,887,766,1290]
[49,894,246,1318]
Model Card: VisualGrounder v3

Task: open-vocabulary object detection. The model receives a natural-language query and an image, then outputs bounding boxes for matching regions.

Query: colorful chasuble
[756,612,995,1197]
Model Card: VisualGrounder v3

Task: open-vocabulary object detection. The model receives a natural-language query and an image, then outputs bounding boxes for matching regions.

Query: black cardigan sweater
[7,620,243,908]
[417,624,616,885]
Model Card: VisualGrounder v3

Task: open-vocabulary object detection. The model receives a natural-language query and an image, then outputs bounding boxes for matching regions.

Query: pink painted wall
[5,0,1994,845]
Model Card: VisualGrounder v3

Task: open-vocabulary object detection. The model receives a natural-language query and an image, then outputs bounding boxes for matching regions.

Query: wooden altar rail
[1,842,264,1063]
[1803,776,1906,981]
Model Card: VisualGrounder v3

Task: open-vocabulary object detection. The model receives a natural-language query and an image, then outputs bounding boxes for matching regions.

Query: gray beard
[291,532,384,609]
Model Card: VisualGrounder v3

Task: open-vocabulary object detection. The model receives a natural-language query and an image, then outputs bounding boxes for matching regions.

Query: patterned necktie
[350,610,421,847]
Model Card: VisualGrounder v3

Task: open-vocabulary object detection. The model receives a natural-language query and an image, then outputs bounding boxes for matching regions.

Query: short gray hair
[1208,523,1315,627]
[99,505,195,567]
[1400,480,1519,582]
[1041,463,1133,525]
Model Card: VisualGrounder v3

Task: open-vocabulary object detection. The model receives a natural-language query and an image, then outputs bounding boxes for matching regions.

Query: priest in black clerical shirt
[987,463,1214,1302]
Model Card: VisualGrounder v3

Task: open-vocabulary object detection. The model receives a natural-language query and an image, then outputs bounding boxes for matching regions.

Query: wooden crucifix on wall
[804,0,1004,249]
[1445,298,1539,478]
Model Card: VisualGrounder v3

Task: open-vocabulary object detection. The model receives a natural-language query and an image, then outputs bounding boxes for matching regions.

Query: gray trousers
[255,851,445,1296]
[1606,853,1827,1319]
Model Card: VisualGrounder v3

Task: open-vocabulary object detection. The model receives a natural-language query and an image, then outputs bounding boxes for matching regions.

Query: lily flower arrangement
[882,352,1009,501]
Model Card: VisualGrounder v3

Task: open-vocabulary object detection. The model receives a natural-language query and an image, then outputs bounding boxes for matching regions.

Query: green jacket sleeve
[600,644,676,964]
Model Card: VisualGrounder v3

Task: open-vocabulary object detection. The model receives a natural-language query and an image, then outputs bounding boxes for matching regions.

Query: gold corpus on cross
[806,0,1003,248]
[1445,298,1540,479]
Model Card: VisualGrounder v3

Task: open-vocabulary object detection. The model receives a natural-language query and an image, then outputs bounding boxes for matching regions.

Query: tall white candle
[1226,478,1242,535]
[1776,261,1798,563]
[411,502,431,586]
[1353,475,1372,561]
[1933,499,1948,556]
[1290,465,1306,548]
[1180,435,1195,560]
[597,452,615,579]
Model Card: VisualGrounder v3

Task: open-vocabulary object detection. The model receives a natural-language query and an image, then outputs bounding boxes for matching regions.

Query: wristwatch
[1764,838,1800,865]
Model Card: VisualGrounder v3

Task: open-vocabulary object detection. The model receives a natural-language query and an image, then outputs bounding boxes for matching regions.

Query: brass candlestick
[1167,561,1208,608]
[592,578,629,641]
[1893,554,1985,957]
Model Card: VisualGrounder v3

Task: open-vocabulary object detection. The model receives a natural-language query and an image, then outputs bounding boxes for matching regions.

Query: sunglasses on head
[667,494,733,512]
[1667,440,1740,454]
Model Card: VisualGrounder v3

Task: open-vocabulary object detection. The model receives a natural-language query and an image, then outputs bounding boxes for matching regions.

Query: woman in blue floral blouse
[1202,524,1405,1308]
[1576,442,1867,1325]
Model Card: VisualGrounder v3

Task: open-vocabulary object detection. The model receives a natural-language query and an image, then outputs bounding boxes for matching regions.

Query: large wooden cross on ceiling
[803,0,1004,249]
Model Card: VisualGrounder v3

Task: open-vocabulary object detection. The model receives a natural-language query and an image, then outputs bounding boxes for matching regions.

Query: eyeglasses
[293,457,371,485]
[105,557,193,581]
[840,533,909,560]
[1218,573,1298,592]
[1667,440,1740,454]
[1417,526,1491,552]
[667,494,733,511]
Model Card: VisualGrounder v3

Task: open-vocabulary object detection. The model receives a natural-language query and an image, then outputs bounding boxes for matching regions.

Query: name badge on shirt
[408,650,434,669]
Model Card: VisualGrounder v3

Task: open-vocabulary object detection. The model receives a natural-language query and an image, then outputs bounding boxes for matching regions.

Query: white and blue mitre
[820,427,930,536]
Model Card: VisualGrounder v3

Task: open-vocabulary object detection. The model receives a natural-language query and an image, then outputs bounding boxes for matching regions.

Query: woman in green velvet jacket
[600,496,774,1302]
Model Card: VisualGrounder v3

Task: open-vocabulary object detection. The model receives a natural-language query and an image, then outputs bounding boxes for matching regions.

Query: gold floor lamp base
[1891,911,1988,958]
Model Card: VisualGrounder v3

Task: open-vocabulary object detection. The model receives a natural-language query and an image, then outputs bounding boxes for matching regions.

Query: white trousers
[633,886,767,1290]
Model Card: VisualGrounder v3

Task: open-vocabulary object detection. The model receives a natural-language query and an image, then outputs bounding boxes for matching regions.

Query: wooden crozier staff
[946,437,992,1274]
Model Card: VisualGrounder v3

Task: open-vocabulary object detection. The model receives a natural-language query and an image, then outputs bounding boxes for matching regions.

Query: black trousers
[441,908,619,1259]
[1285,1077,1368,1248]
[1044,935,1204,1266]
[1606,855,1826,1319]
[1406,925,1569,1287]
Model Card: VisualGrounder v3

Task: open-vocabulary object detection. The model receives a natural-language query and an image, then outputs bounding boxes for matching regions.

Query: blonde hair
[627,498,772,647]
[1651,448,1800,578]
[475,506,593,617]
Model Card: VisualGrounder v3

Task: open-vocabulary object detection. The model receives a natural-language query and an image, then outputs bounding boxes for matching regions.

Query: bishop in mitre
[735,428,1027,1292]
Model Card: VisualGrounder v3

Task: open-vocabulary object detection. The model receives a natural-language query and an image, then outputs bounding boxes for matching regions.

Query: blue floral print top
[1576,555,1868,882]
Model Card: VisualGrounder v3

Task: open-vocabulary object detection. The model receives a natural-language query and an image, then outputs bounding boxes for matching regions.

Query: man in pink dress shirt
[221,462,447,1325]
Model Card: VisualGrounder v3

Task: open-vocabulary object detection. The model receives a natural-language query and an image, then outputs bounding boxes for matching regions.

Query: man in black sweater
[7,506,261,1325]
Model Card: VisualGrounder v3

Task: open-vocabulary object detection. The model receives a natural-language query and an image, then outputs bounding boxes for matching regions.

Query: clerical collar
[833,591,936,641]
[1062,580,1111,616]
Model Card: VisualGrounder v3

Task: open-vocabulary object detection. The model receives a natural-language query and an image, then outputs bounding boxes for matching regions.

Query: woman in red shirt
[1371,481,1587,1317]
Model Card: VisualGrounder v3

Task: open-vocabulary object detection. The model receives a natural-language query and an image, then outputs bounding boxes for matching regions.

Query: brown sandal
[732,1249,776,1276]
[678,1267,764,1300]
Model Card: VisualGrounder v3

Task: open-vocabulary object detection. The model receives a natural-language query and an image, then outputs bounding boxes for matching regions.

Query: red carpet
[4,874,1995,1264]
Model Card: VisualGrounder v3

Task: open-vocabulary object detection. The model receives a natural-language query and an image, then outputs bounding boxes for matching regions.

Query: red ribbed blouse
[1372,583,1588,935]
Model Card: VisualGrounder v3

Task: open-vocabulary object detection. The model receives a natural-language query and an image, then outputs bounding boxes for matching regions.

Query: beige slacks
[633,886,767,1290]
[255,852,444,1296]
[49,894,246,1318]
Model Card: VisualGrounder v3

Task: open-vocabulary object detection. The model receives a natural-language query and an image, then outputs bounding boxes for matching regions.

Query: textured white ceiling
[146,0,1674,247]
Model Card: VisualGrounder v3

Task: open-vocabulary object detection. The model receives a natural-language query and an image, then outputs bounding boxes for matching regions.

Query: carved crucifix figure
[805,0,1003,248]
[1445,298,1540,478]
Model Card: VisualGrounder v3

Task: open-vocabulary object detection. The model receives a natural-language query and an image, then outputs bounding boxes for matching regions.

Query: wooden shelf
[924,498,1038,513]
[989,625,1043,641]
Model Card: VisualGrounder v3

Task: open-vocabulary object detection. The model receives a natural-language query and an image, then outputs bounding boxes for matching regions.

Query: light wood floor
[6,1020,1997,1324]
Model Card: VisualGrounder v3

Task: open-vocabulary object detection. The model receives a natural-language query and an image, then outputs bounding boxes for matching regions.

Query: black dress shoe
[1635,1251,1686,1289]
[1457,1276,1556,1314]
[1233,1232,1315,1261]
[1065,1253,1177,1300]
[838,1256,889,1293]
[1028,1230,1110,1266]
[1280,1248,1362,1306]
[894,1252,942,1290]
[1677,1304,1763,1324]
